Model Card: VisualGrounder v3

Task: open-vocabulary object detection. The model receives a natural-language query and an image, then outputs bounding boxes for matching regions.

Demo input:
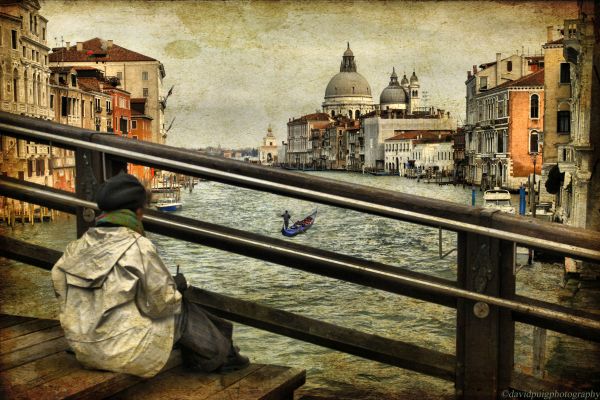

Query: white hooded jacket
[52,226,182,378]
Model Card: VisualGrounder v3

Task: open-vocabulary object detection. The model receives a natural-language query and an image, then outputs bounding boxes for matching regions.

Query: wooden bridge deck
[0,314,305,400]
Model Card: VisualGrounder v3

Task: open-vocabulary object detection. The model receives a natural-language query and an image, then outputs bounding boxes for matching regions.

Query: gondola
[281,210,317,237]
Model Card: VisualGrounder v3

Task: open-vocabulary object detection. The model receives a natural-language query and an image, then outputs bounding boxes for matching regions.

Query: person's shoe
[219,346,250,372]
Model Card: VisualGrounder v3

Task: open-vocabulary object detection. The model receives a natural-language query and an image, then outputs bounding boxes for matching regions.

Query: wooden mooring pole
[456,214,515,399]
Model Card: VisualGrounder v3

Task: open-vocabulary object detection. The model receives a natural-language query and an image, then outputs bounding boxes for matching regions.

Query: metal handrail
[2,176,598,338]
[0,113,598,262]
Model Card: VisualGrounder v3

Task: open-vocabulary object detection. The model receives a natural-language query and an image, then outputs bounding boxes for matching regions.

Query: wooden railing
[0,111,599,399]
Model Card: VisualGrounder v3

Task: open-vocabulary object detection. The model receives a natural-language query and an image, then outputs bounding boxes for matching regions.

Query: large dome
[325,72,372,98]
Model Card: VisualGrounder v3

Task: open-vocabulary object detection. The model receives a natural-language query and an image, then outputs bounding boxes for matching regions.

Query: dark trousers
[174,297,233,372]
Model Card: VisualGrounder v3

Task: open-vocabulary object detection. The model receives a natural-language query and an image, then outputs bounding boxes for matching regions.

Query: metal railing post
[456,224,515,399]
[74,149,101,237]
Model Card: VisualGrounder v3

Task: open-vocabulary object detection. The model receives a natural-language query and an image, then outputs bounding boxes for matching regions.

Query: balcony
[106,108,113,115]
[95,106,103,113]
[563,19,582,64]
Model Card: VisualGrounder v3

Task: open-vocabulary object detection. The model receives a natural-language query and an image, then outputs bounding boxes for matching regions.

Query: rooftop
[49,37,157,63]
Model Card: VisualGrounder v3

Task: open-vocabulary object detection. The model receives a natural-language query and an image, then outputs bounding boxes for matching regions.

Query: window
[116,71,122,81]
[22,46,26,57]
[120,117,128,135]
[142,88,148,97]
[560,63,571,84]
[529,131,539,153]
[106,100,111,112]
[71,74,77,87]
[61,96,68,117]
[480,76,488,90]
[557,110,570,133]
[142,71,148,80]
[507,61,513,72]
[11,30,17,49]
[42,27,46,40]
[49,94,54,109]
[132,120,137,129]
[530,94,539,119]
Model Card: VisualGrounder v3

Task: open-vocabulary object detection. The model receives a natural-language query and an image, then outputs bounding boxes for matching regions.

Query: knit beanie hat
[95,173,147,211]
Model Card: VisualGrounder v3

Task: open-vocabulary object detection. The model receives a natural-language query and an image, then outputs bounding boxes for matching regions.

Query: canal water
[1,172,598,398]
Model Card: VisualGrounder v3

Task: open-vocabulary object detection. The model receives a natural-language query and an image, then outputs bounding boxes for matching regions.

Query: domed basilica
[322,44,422,118]
[322,43,374,119]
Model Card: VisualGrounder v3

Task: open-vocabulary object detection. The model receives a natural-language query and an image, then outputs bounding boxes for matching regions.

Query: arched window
[348,110,352,118]
[355,110,360,119]
[331,110,335,117]
[530,94,539,119]
[529,131,539,153]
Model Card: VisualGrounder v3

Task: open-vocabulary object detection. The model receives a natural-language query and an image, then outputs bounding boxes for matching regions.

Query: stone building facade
[286,113,332,168]
[552,5,599,232]
[0,0,52,189]
[49,38,167,144]
[464,53,544,190]
[540,29,573,205]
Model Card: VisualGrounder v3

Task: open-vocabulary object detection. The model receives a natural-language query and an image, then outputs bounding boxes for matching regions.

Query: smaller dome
[410,71,419,83]
[380,86,408,105]
[401,73,409,86]
[380,68,407,105]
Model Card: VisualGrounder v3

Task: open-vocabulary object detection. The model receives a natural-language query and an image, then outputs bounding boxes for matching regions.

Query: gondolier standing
[281,210,291,230]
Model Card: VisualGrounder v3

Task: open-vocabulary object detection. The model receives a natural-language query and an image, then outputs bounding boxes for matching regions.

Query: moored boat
[483,187,515,214]
[155,198,183,212]
[281,210,317,237]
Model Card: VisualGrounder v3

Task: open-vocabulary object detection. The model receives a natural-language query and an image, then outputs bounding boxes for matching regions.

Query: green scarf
[96,209,145,235]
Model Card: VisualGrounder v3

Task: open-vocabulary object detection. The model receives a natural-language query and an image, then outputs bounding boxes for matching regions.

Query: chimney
[107,40,113,48]
[547,26,554,42]
[472,65,477,74]
[496,52,501,86]
[76,42,83,51]
[467,70,472,79]
[66,41,70,49]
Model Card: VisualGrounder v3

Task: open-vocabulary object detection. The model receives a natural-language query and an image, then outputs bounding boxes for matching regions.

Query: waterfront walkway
[0,314,305,399]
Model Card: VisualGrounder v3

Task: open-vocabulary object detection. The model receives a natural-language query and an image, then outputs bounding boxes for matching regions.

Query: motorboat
[155,198,183,212]
[483,187,515,214]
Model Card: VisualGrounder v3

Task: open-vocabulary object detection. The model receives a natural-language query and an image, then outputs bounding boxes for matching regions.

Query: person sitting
[51,172,248,378]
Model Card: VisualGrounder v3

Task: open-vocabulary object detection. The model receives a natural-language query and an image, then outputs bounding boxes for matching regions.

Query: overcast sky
[41,0,577,149]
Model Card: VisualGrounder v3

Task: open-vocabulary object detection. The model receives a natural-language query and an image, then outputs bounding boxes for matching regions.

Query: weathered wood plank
[0,235,61,271]
[0,319,59,341]
[205,365,305,400]
[0,350,81,398]
[72,350,182,400]
[19,349,181,400]
[0,336,69,371]
[0,325,64,355]
[108,364,263,400]
[0,315,35,330]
